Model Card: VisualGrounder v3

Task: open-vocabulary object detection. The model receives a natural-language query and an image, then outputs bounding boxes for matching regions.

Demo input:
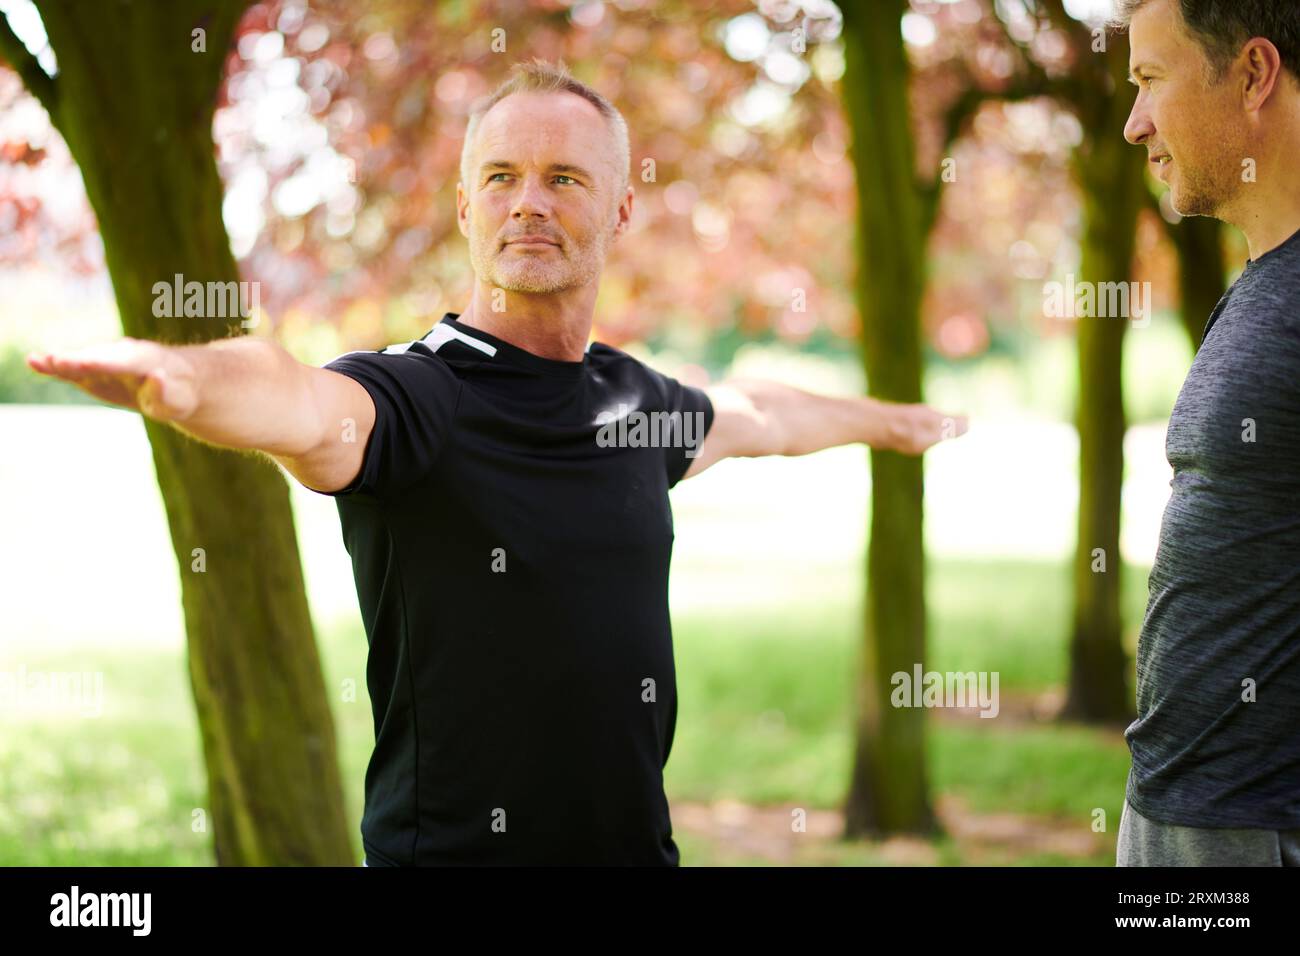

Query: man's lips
[505,236,558,247]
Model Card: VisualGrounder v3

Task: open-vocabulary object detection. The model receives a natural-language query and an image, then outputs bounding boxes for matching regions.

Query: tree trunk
[840,0,937,837]
[15,0,353,864]
[1061,46,1145,724]
[1167,216,1226,349]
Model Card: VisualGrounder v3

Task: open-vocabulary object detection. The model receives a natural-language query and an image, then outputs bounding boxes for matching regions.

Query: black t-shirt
[321,312,714,865]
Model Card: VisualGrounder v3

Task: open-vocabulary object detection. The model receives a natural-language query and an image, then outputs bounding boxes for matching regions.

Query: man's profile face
[457,91,630,296]
[1123,0,1247,217]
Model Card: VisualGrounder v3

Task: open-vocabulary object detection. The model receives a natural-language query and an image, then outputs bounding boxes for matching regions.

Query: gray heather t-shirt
[1125,225,1300,829]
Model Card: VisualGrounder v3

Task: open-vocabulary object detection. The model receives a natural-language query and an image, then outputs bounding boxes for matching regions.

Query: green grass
[932,723,1128,819]
[0,620,370,867]
[0,558,1144,866]
[665,557,1144,806]
[0,647,209,865]
[928,557,1151,690]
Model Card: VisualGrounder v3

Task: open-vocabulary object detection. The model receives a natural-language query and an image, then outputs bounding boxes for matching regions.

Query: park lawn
[0,558,1146,866]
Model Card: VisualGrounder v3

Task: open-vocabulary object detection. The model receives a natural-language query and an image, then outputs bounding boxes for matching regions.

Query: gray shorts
[1117,798,1300,866]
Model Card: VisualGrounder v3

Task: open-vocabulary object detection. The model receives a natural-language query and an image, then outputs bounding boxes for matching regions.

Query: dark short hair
[1112,0,1300,82]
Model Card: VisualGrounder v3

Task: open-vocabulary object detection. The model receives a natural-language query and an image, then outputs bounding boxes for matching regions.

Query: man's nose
[510,174,552,219]
[1123,97,1153,146]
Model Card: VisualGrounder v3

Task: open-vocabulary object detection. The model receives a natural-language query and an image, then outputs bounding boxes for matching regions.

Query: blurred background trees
[1,0,351,865]
[839,0,934,838]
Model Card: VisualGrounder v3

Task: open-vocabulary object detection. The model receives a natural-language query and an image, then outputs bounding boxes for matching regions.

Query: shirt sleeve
[320,347,462,499]
[646,366,714,489]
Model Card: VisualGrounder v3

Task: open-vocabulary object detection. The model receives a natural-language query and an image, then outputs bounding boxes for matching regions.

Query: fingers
[25,339,192,420]
[27,350,105,383]
[27,341,158,411]
[27,353,100,386]
[939,412,970,439]
[27,351,66,378]
[902,406,970,455]
[28,353,99,384]
[27,339,151,382]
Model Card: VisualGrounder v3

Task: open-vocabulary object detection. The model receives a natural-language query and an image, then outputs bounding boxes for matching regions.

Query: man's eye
[487,173,575,184]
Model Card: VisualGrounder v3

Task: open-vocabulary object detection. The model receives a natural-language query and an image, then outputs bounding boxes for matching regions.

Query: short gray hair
[459,58,630,196]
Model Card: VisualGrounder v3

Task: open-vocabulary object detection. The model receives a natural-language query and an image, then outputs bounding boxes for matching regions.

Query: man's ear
[456,184,471,238]
[1240,37,1284,113]
[610,185,633,240]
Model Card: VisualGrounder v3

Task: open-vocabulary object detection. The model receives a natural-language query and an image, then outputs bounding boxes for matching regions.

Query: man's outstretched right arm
[27,336,375,494]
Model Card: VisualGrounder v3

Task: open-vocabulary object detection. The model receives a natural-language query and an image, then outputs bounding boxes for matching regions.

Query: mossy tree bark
[1,1,353,864]
[1060,35,1146,723]
[840,0,937,837]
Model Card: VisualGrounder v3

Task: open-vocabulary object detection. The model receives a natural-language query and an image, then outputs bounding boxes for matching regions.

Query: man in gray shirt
[1115,0,1300,865]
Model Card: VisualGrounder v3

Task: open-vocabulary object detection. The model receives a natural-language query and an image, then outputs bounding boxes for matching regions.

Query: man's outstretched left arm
[681,379,967,481]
